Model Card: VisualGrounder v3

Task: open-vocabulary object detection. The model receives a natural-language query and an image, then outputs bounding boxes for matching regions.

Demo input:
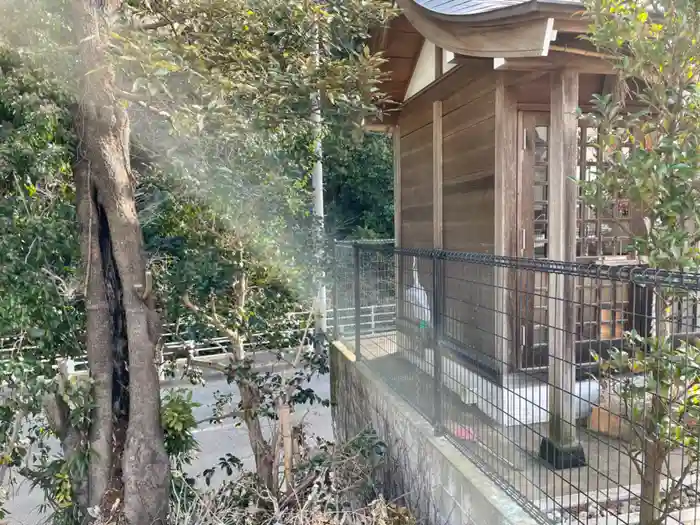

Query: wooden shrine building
[368,0,647,403]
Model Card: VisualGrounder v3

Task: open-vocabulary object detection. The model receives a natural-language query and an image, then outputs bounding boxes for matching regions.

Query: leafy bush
[0,50,83,361]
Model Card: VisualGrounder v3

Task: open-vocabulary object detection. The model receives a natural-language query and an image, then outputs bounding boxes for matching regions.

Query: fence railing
[334,242,700,525]
[0,305,397,370]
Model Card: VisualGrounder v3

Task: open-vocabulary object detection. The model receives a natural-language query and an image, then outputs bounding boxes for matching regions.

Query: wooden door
[516,112,549,368]
[516,112,635,369]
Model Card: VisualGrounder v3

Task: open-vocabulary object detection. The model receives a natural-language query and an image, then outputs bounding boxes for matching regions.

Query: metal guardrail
[0,304,397,370]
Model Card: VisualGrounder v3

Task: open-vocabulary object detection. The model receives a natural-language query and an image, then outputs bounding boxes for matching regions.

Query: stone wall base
[331,342,539,525]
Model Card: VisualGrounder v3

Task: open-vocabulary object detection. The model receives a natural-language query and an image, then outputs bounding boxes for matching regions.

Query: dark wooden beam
[553,17,589,34]
[435,46,444,79]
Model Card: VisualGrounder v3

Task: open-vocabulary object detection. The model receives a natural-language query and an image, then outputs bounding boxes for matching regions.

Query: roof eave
[419,0,584,25]
[396,0,589,58]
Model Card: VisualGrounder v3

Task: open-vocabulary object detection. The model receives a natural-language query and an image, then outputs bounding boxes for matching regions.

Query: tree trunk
[636,290,672,525]
[75,159,114,510]
[639,438,664,525]
[71,0,170,522]
[240,382,276,494]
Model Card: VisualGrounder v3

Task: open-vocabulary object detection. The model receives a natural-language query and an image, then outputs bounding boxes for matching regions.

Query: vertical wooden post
[495,74,518,377]
[433,101,443,250]
[394,126,401,247]
[434,46,444,81]
[394,126,403,324]
[540,69,585,469]
[433,45,443,250]
[432,97,444,436]
[432,252,443,435]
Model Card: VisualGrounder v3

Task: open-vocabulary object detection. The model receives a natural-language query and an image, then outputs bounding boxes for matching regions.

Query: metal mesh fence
[334,243,700,525]
[332,240,396,355]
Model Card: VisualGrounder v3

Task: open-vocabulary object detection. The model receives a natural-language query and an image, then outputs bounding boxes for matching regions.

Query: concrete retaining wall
[330,342,539,525]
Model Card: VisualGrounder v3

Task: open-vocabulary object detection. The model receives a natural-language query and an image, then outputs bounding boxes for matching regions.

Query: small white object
[57,357,75,377]
[404,256,431,328]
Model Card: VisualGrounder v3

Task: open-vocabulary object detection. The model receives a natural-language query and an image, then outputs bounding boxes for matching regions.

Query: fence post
[432,252,443,436]
[332,239,339,341]
[353,243,362,361]
[370,305,376,334]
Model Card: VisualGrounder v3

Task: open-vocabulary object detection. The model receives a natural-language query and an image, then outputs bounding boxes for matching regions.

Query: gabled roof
[368,0,591,123]
[392,0,586,60]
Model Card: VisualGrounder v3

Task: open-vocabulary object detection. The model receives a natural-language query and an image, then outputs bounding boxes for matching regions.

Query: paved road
[4,373,333,525]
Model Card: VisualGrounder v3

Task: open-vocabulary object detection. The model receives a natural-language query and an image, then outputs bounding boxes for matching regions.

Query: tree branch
[195,410,244,426]
[0,408,27,488]
[135,19,172,31]
[132,12,187,32]
[182,293,243,361]
[659,460,695,522]
[115,88,174,123]
[188,357,228,374]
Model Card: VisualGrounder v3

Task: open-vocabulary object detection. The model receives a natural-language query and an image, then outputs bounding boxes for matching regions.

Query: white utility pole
[311,18,327,347]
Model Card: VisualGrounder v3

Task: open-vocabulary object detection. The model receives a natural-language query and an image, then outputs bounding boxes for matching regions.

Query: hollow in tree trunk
[68,0,170,522]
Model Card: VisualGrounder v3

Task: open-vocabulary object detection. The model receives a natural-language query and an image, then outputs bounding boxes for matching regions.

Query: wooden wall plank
[399,61,492,136]
[437,67,499,365]
[443,117,496,157]
[400,113,433,252]
[400,103,434,138]
[402,204,433,223]
[442,91,496,138]
[402,127,432,152]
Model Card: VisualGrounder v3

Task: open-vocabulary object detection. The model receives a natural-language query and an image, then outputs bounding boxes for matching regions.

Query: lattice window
[576,123,633,261]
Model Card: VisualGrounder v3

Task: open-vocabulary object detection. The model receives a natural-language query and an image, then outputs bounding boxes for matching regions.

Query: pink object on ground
[453,426,476,441]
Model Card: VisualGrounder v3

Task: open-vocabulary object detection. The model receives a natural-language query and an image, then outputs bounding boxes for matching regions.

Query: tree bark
[75,159,114,509]
[71,0,170,522]
[639,437,664,525]
[240,382,276,493]
[636,290,672,525]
